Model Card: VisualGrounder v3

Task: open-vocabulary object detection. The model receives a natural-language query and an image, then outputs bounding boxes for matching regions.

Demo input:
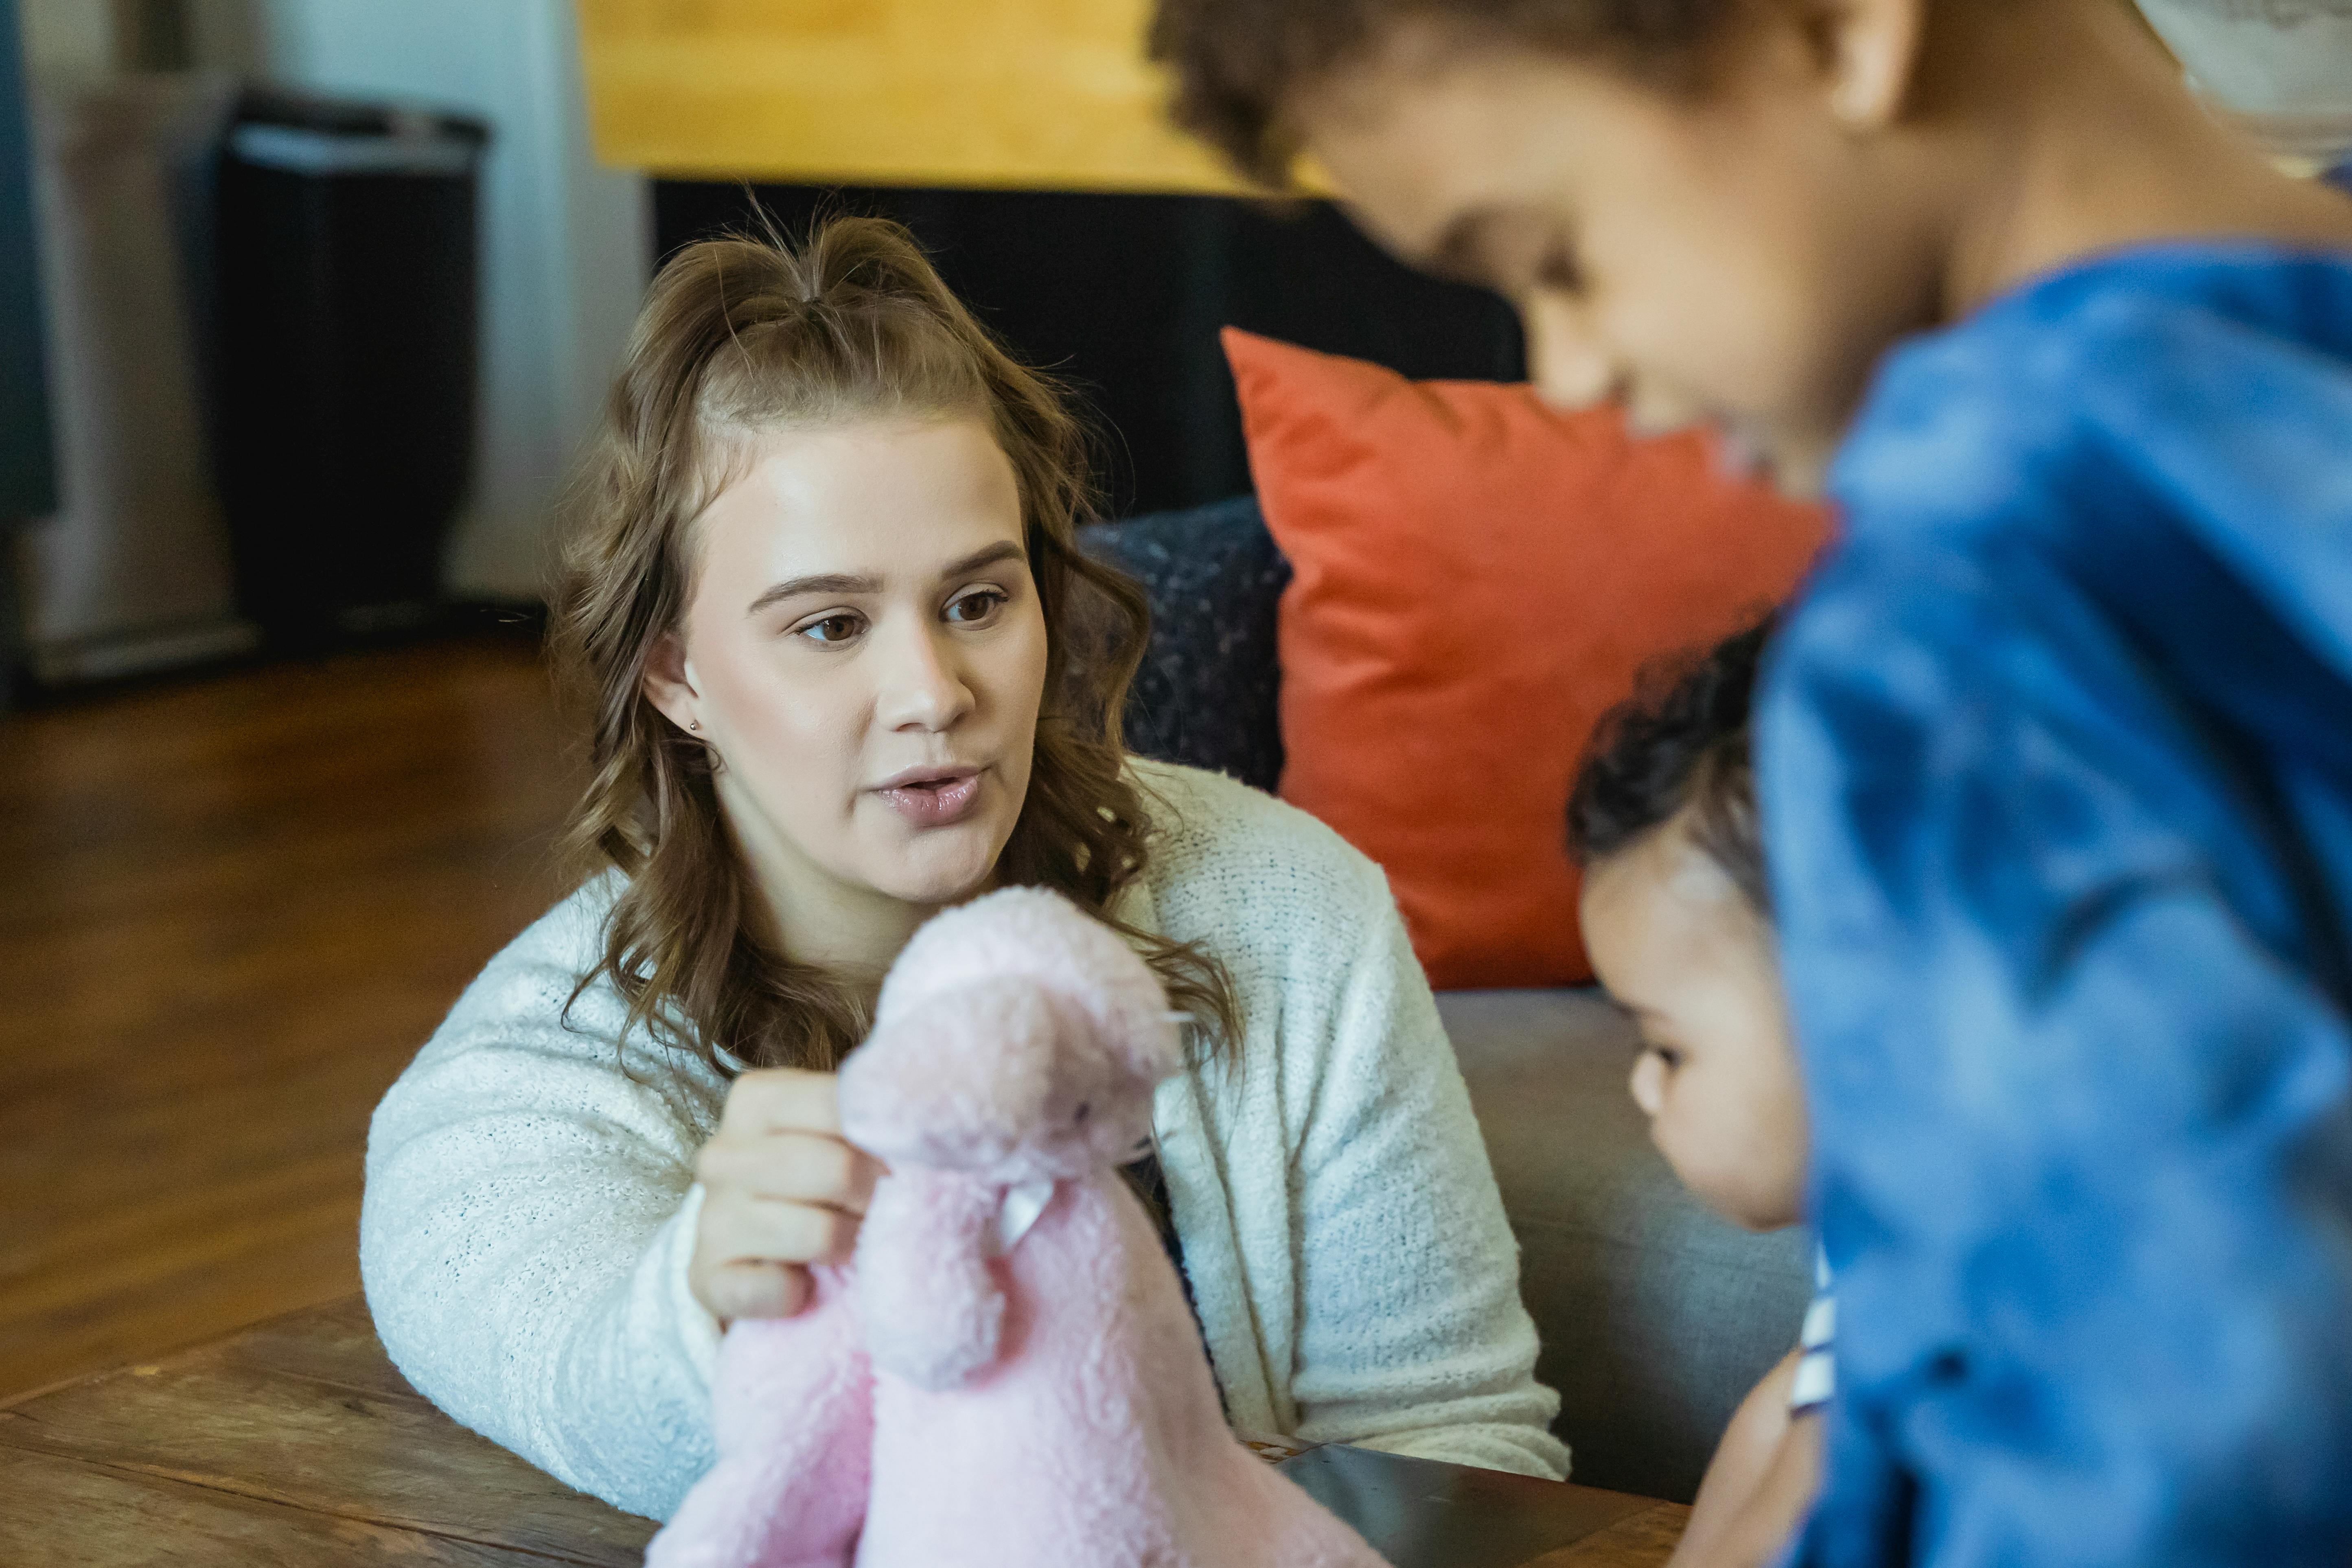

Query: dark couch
[1088,499,1813,1504]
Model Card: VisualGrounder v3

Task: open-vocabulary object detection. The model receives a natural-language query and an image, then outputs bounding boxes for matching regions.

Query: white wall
[2137,1,2352,114]
[217,0,649,598]
[20,0,648,603]
[16,0,112,76]
[2136,1,2352,163]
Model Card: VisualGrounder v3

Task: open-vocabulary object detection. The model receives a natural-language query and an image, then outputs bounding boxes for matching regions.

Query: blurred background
[0,0,1524,1403]
[2,0,2348,1402]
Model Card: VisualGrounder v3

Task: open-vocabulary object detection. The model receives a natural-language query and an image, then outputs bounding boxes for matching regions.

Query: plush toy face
[839,889,1182,1181]
[841,978,1156,1178]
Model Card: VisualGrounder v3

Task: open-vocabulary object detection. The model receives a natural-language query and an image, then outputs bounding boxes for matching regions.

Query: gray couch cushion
[1439,989,1812,1504]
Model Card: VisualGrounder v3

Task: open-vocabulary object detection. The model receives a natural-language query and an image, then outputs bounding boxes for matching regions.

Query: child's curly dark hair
[1148,0,1743,187]
[1567,618,1773,917]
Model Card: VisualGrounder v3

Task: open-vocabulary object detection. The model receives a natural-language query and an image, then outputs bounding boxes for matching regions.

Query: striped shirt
[1788,1246,1835,1415]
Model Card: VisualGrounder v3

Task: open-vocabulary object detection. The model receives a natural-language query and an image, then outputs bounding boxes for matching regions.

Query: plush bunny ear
[878,888,1182,1092]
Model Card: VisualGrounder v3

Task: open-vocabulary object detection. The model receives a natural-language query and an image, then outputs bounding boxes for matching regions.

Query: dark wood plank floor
[0,638,578,1398]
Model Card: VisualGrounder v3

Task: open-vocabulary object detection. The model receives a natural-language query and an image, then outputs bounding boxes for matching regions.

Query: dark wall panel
[653,184,1523,517]
[0,0,55,524]
[1,0,54,705]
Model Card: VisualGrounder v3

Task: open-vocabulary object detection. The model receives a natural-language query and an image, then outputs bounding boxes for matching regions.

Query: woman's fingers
[696,1130,883,1214]
[697,1258,811,1322]
[718,1068,844,1137]
[839,1145,885,1211]
[688,1068,888,1325]
[688,1190,854,1321]
[703,1187,862,1265]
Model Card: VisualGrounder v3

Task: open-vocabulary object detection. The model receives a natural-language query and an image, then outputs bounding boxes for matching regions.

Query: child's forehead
[1597,813,1746,902]
[1299,44,1612,229]
[1297,35,1779,279]
[1582,819,1769,977]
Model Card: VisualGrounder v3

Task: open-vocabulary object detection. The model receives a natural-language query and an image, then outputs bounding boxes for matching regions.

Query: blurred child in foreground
[1151,0,2352,1561]
[1570,623,1826,1568]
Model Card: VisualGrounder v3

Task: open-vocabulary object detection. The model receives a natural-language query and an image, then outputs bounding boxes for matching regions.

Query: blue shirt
[1764,244,2352,1566]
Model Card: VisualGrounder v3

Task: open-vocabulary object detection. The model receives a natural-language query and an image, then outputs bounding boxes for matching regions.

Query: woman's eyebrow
[745,571,881,616]
[743,541,1025,617]
[937,540,1027,580]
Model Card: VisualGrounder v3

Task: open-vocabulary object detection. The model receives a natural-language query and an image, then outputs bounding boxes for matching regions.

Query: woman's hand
[689,1069,887,1322]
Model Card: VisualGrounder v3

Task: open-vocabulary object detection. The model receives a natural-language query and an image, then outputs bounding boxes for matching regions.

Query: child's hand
[689,1069,887,1322]
[1669,1349,1820,1568]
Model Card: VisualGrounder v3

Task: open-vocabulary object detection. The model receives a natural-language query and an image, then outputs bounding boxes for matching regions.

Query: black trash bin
[213,89,487,650]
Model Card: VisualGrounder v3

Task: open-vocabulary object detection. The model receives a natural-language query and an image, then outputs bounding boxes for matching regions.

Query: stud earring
[688,719,702,733]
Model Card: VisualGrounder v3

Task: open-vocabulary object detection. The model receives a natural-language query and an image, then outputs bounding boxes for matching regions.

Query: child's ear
[1807,0,1928,131]
[640,630,703,736]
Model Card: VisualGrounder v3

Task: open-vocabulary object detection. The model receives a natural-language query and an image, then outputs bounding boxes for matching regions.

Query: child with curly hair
[1152,1,2352,1561]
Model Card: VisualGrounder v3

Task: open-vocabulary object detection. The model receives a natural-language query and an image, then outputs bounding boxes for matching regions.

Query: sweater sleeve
[1283,858,1572,1481]
[359,892,727,1520]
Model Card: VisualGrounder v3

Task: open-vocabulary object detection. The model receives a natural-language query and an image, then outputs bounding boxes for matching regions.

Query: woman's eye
[795,613,864,645]
[945,589,1007,626]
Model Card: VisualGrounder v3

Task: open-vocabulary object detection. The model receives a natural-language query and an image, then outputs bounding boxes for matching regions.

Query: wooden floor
[0,637,578,1399]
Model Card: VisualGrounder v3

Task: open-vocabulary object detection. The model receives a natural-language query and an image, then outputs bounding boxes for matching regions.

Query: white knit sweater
[360,760,1569,1520]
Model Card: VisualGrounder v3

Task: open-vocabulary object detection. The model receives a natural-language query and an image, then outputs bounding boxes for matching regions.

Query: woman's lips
[874,770,984,828]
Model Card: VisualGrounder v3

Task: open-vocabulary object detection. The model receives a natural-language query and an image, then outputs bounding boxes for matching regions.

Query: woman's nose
[875,620,975,732]
[1522,290,1621,412]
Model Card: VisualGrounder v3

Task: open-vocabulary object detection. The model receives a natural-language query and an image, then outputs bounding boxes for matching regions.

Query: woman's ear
[1807,0,1928,131]
[641,630,703,735]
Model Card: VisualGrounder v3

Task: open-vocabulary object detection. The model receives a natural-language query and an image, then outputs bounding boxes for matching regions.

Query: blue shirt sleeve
[1765,542,2352,1567]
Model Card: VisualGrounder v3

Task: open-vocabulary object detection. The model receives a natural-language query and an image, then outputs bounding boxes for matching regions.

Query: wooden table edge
[3,1294,1691,1568]
[0,1291,367,1413]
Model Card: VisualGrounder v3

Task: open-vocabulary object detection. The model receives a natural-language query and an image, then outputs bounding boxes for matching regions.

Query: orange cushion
[1225,328,1830,988]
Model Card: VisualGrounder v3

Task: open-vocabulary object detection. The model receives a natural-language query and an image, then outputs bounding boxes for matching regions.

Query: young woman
[357,217,1567,1519]
[1148,0,2352,1561]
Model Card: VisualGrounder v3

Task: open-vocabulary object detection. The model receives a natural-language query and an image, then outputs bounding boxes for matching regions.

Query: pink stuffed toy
[646,1264,874,1568]
[648,887,1386,1568]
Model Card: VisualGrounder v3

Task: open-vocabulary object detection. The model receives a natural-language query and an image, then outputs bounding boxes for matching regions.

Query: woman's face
[646,416,1049,930]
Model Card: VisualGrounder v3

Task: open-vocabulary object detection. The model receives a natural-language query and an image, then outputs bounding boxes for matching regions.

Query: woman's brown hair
[550,215,1237,1076]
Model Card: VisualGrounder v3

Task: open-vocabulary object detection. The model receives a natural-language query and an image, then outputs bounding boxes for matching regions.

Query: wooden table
[0,1297,1688,1566]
